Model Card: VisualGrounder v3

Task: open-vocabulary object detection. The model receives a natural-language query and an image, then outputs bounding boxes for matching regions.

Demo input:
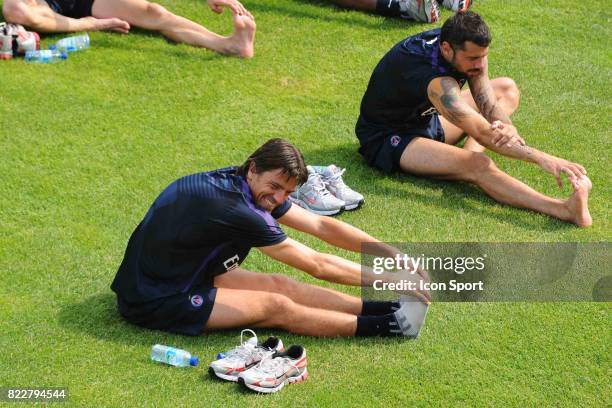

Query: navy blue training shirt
[111,166,291,305]
[356,28,468,144]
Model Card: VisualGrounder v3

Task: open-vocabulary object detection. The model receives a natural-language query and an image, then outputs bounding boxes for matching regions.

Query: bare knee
[464,152,497,183]
[2,1,35,26]
[268,274,299,296]
[494,77,520,114]
[263,293,296,326]
[145,2,172,21]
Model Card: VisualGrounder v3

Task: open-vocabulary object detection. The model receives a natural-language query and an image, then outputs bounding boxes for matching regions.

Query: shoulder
[174,166,242,196]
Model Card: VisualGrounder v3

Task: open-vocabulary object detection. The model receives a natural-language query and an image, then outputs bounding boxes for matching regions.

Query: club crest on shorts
[191,294,204,307]
[390,135,401,147]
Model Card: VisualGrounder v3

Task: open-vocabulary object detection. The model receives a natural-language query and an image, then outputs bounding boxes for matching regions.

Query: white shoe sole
[343,199,365,211]
[290,198,344,216]
[208,366,239,382]
[239,368,309,393]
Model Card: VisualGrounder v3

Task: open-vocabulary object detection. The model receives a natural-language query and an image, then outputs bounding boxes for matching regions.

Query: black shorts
[43,0,94,18]
[357,115,445,173]
[117,286,217,336]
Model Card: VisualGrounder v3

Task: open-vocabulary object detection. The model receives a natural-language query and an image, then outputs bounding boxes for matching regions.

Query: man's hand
[207,0,253,18]
[81,17,130,33]
[490,121,525,148]
[539,154,588,189]
[383,268,432,304]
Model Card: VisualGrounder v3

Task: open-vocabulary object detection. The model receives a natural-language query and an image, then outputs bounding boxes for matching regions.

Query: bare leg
[2,0,130,32]
[91,0,255,57]
[399,137,592,226]
[214,268,362,315]
[441,77,521,152]
[204,288,357,337]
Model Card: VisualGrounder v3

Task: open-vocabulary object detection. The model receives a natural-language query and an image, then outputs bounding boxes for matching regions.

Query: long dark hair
[236,138,308,185]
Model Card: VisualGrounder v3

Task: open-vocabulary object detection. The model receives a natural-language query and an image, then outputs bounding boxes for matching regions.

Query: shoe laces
[325,168,353,194]
[256,356,299,375]
[223,329,257,362]
[307,172,332,197]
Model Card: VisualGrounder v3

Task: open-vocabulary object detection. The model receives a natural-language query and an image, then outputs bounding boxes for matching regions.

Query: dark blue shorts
[43,0,94,18]
[357,115,445,173]
[117,286,217,336]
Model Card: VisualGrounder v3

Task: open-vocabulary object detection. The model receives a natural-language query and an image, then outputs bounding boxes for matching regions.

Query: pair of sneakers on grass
[401,0,473,24]
[209,329,308,394]
[290,165,365,216]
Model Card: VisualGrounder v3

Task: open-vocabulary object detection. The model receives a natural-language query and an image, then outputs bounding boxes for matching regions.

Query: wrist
[534,151,553,167]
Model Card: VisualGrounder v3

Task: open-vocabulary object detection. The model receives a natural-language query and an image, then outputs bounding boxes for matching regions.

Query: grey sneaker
[289,166,346,216]
[440,0,472,11]
[399,0,440,23]
[312,165,364,211]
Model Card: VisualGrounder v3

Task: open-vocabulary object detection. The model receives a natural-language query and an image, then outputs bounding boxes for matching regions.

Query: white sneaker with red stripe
[441,0,472,12]
[208,329,284,382]
[399,0,440,23]
[0,23,40,59]
[238,345,308,393]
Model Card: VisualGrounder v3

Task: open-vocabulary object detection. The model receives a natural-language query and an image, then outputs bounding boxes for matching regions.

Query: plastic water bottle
[51,34,90,52]
[151,345,199,367]
[24,50,67,63]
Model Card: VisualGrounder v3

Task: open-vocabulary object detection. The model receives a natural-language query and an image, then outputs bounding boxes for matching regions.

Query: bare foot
[565,176,593,227]
[84,17,130,34]
[226,14,255,58]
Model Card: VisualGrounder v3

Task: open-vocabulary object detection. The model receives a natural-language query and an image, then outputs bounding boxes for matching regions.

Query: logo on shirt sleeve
[421,107,438,116]
[223,254,240,272]
[390,135,401,147]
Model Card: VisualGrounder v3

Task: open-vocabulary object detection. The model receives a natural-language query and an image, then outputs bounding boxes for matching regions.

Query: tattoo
[518,144,533,156]
[472,80,511,124]
[430,77,474,123]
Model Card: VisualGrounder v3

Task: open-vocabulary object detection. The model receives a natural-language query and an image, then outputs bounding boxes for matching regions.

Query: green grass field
[0,0,610,405]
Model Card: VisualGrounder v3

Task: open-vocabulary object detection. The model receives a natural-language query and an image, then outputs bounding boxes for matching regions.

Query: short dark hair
[440,11,491,50]
[237,138,308,185]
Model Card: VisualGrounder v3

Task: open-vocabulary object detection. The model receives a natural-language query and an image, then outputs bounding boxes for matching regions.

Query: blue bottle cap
[189,356,199,366]
[60,52,68,60]
[216,353,225,360]
[48,45,57,50]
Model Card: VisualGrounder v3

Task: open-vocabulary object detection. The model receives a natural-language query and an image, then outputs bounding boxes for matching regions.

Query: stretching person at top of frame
[330,0,471,24]
[1,0,256,58]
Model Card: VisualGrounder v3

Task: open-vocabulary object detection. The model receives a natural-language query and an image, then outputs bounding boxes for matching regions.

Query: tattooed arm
[427,76,587,188]
[468,67,512,125]
[426,76,528,153]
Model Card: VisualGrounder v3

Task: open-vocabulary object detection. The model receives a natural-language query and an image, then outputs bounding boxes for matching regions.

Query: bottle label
[165,349,177,365]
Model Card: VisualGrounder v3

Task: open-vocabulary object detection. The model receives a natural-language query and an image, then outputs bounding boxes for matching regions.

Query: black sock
[356,313,402,337]
[361,300,401,316]
[375,0,402,17]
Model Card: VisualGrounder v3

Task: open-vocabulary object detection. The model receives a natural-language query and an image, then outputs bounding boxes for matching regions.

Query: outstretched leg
[398,138,592,227]
[2,0,130,33]
[214,267,363,315]
[205,288,358,337]
[91,0,255,57]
